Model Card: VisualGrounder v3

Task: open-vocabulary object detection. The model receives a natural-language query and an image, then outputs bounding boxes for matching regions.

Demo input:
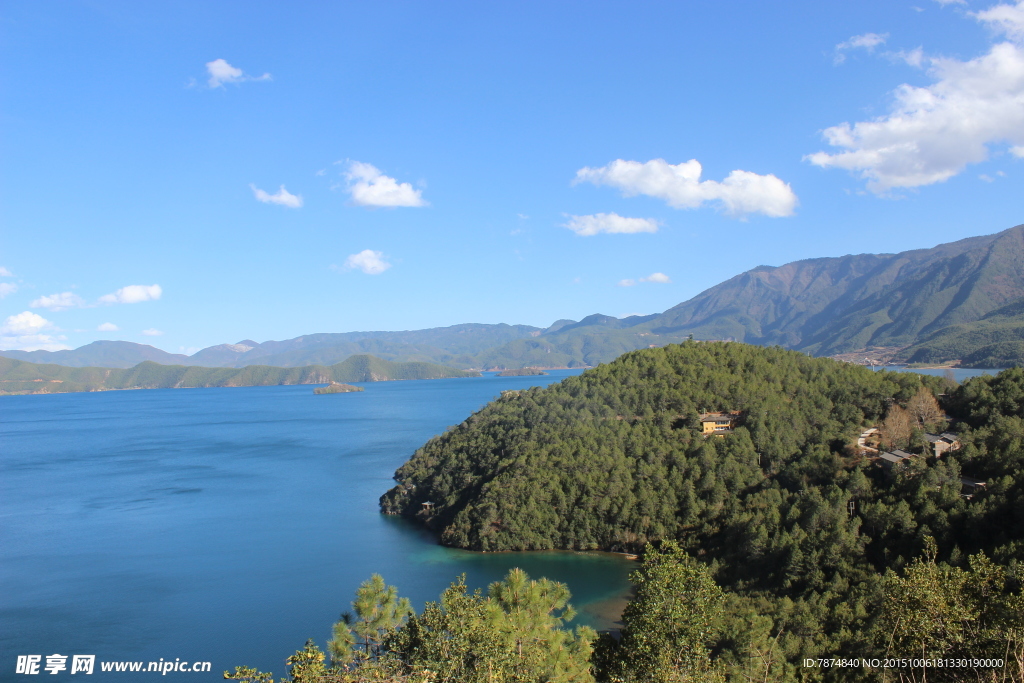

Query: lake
[0,371,634,682]
[874,366,1000,382]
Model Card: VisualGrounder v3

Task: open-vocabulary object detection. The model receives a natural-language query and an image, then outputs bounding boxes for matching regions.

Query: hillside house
[878,449,914,469]
[925,432,961,458]
[699,411,741,437]
[961,476,987,497]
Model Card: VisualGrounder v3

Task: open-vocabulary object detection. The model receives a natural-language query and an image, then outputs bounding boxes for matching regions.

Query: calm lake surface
[0,371,634,682]
[875,366,1000,382]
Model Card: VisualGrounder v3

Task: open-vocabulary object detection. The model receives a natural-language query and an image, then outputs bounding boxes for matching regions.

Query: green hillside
[642,225,1024,356]
[0,355,479,396]
[896,297,1024,368]
[380,341,1024,674]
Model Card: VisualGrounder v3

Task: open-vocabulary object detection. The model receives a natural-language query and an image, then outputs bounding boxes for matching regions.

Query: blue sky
[2,0,1023,353]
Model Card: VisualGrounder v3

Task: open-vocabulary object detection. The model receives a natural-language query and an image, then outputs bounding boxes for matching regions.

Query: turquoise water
[0,372,633,682]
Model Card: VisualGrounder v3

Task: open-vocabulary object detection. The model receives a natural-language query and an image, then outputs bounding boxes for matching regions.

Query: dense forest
[358,341,1024,681]
[0,354,478,395]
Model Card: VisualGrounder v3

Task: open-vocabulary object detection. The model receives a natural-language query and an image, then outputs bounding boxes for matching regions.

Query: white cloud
[99,284,162,305]
[1012,145,1024,157]
[250,183,303,208]
[30,291,85,311]
[575,158,798,218]
[835,33,889,64]
[563,213,660,236]
[0,311,69,351]
[2,311,52,335]
[935,0,967,5]
[808,3,1024,193]
[618,272,672,287]
[890,47,926,68]
[0,267,12,277]
[974,0,1024,41]
[341,249,392,275]
[141,328,164,336]
[206,59,271,88]
[0,283,17,298]
[342,161,427,208]
[97,322,119,332]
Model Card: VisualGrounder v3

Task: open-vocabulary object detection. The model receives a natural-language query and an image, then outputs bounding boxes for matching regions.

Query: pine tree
[330,574,412,663]
[597,540,723,682]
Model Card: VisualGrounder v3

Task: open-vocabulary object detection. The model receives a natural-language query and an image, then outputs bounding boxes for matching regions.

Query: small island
[313,382,364,395]
[494,368,548,376]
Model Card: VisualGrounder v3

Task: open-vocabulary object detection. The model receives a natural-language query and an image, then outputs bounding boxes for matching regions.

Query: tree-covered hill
[381,341,1024,675]
[0,354,479,395]
[380,342,935,552]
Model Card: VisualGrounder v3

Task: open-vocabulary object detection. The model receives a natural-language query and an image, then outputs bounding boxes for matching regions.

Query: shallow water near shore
[0,371,633,682]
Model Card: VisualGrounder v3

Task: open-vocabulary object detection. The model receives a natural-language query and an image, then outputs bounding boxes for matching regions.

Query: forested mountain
[639,224,1024,355]
[380,341,1024,677]
[474,224,1024,367]
[896,297,1024,368]
[0,354,479,395]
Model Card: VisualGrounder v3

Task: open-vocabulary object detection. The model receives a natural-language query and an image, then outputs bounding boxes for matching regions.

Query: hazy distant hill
[188,323,542,367]
[0,355,480,396]
[0,340,195,368]
[475,322,686,369]
[0,323,540,370]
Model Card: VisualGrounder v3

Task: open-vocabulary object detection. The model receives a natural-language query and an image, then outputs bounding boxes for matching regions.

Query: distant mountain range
[5,224,1024,370]
[0,354,479,396]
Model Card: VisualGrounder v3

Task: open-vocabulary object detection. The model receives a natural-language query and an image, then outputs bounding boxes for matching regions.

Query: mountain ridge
[6,224,1024,369]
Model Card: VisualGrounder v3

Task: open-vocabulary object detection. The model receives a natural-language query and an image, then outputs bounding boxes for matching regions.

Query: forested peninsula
[375,341,1024,679]
[0,354,479,396]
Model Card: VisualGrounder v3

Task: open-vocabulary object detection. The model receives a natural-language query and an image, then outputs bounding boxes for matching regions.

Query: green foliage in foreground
[0,354,478,395]
[877,544,1024,680]
[226,544,1024,682]
[226,547,725,683]
[377,341,1024,678]
[593,540,723,683]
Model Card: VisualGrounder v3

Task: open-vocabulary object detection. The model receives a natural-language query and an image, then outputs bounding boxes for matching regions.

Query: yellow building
[699,411,741,436]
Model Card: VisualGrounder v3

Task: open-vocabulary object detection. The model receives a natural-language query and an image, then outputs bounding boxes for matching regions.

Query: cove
[0,371,633,683]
